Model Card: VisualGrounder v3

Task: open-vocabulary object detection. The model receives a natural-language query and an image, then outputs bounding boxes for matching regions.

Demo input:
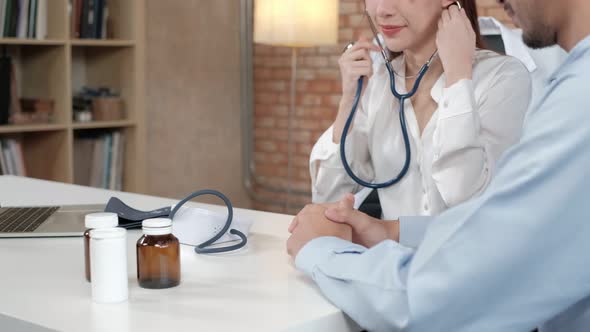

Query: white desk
[0,176,359,332]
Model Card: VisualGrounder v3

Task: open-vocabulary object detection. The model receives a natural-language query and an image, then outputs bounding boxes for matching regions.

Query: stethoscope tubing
[339,60,433,189]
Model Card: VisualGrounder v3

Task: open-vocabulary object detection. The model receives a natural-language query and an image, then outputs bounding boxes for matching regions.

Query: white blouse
[310,49,532,219]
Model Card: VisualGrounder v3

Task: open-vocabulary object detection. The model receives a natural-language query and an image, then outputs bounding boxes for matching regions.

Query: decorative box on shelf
[73,87,124,123]
[9,98,55,125]
[92,97,124,121]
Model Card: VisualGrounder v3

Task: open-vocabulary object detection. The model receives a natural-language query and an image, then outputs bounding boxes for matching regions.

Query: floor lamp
[254,0,338,211]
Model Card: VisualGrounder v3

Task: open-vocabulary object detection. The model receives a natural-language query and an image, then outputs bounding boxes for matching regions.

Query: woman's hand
[324,194,400,248]
[332,37,380,142]
[339,36,379,103]
[436,5,476,87]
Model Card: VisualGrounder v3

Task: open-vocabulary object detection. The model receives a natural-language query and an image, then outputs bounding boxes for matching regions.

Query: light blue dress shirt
[296,35,590,332]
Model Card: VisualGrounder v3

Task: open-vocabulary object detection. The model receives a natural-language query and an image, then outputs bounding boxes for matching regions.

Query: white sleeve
[431,57,531,207]
[310,85,375,204]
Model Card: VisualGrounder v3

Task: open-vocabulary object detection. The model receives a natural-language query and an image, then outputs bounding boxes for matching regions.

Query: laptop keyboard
[0,207,60,233]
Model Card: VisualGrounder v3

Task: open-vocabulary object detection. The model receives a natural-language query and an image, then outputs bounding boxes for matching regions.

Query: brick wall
[478,0,512,24]
[252,0,510,214]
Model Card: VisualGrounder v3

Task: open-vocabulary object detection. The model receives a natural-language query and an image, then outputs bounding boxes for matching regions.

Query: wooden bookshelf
[0,0,146,193]
[0,124,68,134]
[72,120,135,130]
[70,39,135,47]
[0,38,67,46]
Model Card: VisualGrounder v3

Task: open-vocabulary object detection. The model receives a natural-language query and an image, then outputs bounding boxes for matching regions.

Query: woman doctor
[309,0,531,223]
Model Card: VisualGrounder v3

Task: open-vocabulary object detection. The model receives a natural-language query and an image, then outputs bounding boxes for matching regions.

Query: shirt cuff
[438,79,476,119]
[399,216,434,249]
[310,126,343,169]
[295,236,366,277]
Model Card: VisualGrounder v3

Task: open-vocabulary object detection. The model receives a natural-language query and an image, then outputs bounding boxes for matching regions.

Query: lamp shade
[254,0,339,47]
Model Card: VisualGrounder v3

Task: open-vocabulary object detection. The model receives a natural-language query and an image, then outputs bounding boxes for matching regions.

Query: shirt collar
[478,16,538,72]
[389,56,446,104]
[430,74,446,104]
[549,34,590,81]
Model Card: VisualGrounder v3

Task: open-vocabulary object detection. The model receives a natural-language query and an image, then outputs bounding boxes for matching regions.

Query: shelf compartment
[72,46,136,121]
[104,0,136,40]
[70,0,135,40]
[73,127,134,190]
[0,131,70,182]
[4,44,69,124]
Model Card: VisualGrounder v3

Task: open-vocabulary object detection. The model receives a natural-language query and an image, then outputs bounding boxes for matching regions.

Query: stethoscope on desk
[340,1,462,189]
[105,190,247,254]
[169,190,247,254]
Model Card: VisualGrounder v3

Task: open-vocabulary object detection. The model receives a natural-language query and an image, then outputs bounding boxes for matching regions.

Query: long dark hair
[459,0,485,49]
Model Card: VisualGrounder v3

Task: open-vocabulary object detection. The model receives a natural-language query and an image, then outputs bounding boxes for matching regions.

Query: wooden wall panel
[145,0,251,208]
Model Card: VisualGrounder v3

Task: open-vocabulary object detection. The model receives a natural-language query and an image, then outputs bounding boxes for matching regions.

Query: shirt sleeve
[431,57,532,207]
[310,82,375,204]
[398,216,433,248]
[295,72,590,332]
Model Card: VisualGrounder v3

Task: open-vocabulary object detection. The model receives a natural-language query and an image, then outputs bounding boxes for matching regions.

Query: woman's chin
[385,45,405,53]
[383,40,408,53]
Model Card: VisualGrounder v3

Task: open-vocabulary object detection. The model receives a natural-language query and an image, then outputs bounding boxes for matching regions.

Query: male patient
[287,0,590,331]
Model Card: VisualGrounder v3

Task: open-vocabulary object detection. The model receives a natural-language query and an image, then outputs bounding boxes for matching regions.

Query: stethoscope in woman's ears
[105,190,249,254]
[340,1,463,190]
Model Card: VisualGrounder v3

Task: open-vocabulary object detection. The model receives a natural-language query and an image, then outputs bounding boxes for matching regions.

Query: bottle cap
[142,218,172,228]
[90,227,126,240]
[85,212,119,229]
[142,218,173,235]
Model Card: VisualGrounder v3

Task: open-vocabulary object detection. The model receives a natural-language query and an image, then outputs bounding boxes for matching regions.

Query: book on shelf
[27,0,35,38]
[74,0,108,39]
[2,0,18,38]
[0,52,10,125]
[0,138,27,176]
[35,0,46,40]
[0,55,24,125]
[0,0,46,39]
[75,131,124,190]
[71,0,83,38]
[9,57,21,115]
[0,1,5,38]
[16,0,28,38]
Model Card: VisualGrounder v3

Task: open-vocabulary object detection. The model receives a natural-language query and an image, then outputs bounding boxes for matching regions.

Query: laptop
[0,204,103,238]
[0,198,173,238]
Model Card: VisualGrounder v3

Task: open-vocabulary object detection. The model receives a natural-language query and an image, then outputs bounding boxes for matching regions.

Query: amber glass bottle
[136,218,181,289]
